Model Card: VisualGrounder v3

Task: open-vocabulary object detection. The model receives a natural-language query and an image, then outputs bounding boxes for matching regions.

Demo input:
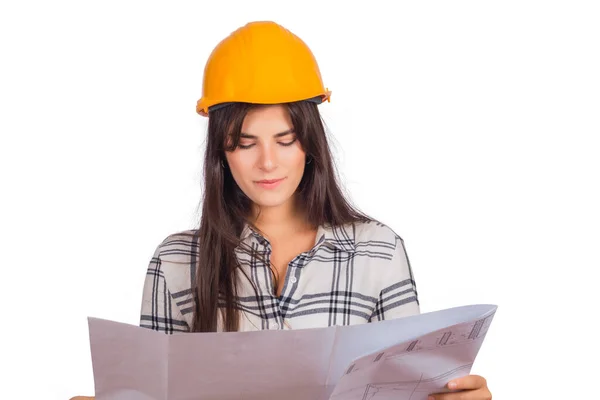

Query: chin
[251,193,293,208]
[253,198,288,208]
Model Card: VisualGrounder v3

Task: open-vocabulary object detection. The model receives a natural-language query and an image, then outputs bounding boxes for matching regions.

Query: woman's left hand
[428,374,491,400]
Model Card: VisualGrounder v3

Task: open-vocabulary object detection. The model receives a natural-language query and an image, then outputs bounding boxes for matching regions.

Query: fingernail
[448,381,457,389]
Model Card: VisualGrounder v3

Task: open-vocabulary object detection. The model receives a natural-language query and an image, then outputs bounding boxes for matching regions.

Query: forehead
[241,105,293,137]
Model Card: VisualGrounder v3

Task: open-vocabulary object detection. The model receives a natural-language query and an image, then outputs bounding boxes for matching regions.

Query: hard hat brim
[197,91,331,117]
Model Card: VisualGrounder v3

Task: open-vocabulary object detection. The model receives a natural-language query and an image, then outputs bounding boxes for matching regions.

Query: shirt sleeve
[139,242,190,333]
[370,235,420,321]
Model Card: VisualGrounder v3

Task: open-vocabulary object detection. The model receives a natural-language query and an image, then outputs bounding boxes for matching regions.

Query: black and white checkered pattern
[140,220,420,333]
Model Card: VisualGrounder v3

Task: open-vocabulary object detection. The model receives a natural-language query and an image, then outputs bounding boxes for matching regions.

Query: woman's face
[225,104,307,210]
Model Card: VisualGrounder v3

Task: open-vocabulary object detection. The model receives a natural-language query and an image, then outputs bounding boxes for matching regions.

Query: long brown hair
[190,100,369,332]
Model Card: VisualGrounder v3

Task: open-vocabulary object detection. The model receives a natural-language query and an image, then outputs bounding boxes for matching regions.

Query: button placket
[257,237,283,330]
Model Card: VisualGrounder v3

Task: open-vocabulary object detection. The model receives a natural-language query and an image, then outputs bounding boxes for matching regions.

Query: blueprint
[329,310,495,400]
[87,304,496,400]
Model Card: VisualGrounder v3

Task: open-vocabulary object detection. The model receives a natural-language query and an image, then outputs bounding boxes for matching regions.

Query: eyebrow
[239,129,295,139]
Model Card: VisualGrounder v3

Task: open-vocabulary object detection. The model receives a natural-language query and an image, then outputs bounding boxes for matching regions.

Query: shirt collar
[239,222,356,253]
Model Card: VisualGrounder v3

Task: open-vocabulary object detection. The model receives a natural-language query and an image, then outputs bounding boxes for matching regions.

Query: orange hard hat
[196,21,331,117]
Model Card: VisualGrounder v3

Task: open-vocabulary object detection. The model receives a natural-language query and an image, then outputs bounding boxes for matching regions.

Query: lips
[255,177,286,189]
[256,178,284,184]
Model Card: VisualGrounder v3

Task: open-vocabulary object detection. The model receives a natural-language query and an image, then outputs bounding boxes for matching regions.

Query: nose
[258,143,277,172]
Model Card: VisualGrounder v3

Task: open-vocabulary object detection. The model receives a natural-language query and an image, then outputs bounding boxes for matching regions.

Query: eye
[278,138,297,147]
[237,143,255,149]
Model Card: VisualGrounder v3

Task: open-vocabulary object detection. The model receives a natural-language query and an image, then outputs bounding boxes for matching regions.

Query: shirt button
[290,276,297,284]
[270,323,280,330]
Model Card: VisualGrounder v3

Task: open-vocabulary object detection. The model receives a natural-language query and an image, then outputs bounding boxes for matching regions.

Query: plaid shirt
[140,220,420,333]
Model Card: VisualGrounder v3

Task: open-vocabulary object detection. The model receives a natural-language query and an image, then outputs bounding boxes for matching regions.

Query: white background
[1,1,598,399]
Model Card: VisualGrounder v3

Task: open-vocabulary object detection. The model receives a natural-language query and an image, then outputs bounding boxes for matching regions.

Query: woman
[72,21,491,400]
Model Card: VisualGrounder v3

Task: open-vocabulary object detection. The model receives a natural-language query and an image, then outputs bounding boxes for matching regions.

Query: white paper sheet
[88,304,496,400]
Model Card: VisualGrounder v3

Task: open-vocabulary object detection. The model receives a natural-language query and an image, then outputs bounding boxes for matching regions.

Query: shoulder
[351,220,417,291]
[152,229,201,262]
[148,229,200,294]
[351,218,403,250]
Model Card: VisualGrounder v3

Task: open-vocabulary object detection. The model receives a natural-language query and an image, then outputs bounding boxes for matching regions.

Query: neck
[250,195,311,238]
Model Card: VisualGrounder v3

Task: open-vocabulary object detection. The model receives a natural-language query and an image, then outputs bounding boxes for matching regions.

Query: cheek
[226,152,253,180]
[283,144,306,173]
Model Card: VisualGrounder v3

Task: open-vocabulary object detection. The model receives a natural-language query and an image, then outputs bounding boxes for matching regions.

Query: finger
[428,388,486,400]
[446,374,487,390]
